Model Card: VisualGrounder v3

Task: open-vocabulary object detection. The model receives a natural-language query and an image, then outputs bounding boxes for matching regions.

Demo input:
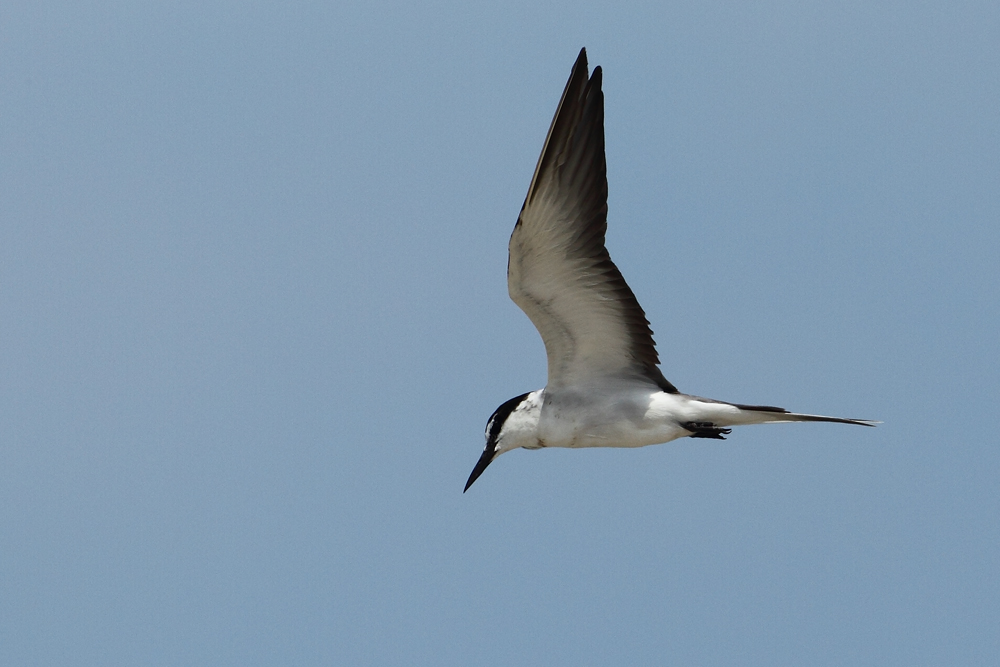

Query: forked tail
[732,403,879,427]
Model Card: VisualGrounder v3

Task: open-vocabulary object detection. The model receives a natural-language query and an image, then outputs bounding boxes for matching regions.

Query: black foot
[681,421,733,440]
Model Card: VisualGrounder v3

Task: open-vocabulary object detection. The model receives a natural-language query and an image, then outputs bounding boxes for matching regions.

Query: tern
[465,48,876,492]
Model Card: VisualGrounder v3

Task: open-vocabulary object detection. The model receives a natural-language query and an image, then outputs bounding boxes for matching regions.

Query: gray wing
[508,49,677,393]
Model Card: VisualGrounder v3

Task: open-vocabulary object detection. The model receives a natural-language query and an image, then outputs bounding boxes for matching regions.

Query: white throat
[495,390,544,454]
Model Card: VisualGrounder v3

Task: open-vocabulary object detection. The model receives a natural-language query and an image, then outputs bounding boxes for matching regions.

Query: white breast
[537,384,697,449]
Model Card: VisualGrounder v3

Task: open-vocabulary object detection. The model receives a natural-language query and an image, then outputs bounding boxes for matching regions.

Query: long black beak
[464,448,496,492]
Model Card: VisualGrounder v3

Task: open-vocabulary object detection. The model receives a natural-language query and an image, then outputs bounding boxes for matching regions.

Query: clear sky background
[2,1,997,665]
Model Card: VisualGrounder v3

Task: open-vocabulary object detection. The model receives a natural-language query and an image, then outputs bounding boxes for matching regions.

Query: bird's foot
[682,422,733,440]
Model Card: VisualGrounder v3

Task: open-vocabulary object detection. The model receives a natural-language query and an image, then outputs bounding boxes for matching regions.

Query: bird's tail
[731,403,879,427]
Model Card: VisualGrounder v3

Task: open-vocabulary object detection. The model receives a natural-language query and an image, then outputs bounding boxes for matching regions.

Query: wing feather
[508,49,677,392]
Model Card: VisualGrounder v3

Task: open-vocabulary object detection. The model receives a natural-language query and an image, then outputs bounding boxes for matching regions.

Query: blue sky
[2,1,998,664]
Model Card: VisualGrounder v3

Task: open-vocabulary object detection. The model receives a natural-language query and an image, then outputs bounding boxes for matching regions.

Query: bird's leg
[681,422,733,440]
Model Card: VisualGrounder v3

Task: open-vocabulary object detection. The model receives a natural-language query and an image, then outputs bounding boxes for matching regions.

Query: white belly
[537,387,725,449]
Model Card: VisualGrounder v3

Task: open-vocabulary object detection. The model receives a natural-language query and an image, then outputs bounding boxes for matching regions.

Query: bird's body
[498,387,711,453]
[465,49,875,491]
[490,387,868,455]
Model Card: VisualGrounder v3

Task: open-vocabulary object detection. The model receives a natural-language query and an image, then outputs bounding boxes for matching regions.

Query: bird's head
[464,390,542,492]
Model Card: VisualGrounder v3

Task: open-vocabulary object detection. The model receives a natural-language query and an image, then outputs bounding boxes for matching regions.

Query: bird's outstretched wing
[508,48,676,392]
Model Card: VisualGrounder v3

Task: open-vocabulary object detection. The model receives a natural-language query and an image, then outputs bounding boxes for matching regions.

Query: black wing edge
[522,48,591,210]
[516,48,679,394]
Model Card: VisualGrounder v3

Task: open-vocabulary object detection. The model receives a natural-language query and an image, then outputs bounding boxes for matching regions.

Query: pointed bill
[464,448,495,493]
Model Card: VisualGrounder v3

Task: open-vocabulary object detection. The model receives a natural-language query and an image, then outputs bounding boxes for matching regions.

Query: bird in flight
[465,48,876,492]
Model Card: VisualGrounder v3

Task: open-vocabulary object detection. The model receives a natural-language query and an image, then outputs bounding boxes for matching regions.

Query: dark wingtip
[463,448,495,493]
[573,49,590,80]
